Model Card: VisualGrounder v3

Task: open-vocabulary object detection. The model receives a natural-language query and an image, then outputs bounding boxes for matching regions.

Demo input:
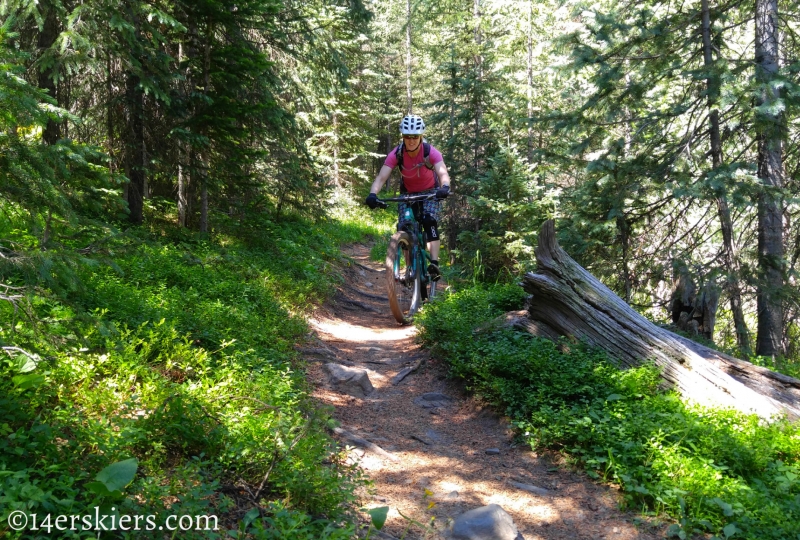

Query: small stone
[413,392,454,409]
[447,504,522,540]
[438,490,460,502]
[411,434,434,446]
[485,448,501,455]
[425,429,444,442]
[365,281,374,288]
[509,480,551,497]
[324,363,374,398]
[391,367,414,385]
[422,392,452,401]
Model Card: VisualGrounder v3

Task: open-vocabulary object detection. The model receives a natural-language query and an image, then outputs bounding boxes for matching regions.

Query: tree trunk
[37,0,61,145]
[448,46,456,164]
[473,0,482,171]
[198,22,212,234]
[200,174,208,233]
[177,141,187,227]
[125,70,145,225]
[177,44,187,227]
[405,0,412,114]
[123,3,145,225]
[517,220,800,420]
[702,0,751,354]
[754,0,784,358]
[526,1,534,163]
[332,107,340,188]
[617,215,632,304]
[106,53,115,175]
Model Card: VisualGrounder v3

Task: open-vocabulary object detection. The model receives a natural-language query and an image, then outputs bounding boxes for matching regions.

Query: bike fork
[394,243,419,281]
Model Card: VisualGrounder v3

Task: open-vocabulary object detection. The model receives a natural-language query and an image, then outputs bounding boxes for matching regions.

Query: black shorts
[398,189,442,242]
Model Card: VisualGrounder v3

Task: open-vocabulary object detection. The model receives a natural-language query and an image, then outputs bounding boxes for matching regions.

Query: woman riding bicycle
[365,114,452,280]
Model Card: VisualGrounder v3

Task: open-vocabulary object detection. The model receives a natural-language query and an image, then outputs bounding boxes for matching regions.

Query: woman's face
[403,134,422,151]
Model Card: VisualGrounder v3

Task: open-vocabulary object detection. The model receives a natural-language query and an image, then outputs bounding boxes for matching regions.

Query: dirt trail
[302,243,664,540]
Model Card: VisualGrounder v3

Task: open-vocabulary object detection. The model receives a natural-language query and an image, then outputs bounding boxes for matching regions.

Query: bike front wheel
[385,231,421,324]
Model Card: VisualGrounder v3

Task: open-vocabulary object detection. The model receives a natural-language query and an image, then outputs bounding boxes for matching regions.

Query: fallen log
[518,220,800,421]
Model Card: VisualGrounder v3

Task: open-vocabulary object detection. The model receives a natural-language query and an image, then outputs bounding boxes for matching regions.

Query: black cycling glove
[435,185,450,200]
[365,193,379,209]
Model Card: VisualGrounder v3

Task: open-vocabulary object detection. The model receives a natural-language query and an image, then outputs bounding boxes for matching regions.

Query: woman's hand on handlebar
[365,193,387,209]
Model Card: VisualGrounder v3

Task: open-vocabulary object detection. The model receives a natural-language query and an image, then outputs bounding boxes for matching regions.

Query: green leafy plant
[0,212,379,537]
[361,488,441,539]
[417,285,800,539]
[85,458,138,500]
[364,505,389,535]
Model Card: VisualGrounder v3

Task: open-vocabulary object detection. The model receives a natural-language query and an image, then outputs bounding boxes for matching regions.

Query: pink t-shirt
[384,144,443,192]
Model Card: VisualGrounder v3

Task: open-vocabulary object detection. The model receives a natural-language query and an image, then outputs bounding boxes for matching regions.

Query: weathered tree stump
[670,265,720,340]
[517,220,800,421]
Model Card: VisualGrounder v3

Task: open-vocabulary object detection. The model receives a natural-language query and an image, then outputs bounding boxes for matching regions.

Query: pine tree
[542,0,793,350]
[754,0,785,357]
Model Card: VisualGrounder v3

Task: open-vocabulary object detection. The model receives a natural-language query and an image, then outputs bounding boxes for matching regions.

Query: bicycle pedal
[427,263,441,281]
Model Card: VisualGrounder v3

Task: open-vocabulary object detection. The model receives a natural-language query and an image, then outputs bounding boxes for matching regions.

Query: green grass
[369,233,391,262]
[417,285,800,540]
[0,200,390,539]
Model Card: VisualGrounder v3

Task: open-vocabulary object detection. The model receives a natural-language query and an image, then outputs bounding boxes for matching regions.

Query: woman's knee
[421,214,440,241]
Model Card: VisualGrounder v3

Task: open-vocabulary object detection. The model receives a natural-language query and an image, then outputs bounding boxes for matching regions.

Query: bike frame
[378,193,436,294]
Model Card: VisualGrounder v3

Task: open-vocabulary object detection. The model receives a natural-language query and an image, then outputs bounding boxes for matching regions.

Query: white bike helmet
[399,114,425,135]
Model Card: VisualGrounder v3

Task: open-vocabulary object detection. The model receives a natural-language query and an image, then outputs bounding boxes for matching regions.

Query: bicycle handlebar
[375,193,437,209]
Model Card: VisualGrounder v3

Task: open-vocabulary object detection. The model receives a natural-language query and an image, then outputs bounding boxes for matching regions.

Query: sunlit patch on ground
[309,315,416,342]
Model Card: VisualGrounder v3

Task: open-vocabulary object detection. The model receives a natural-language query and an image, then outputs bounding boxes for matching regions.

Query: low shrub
[0,208,377,538]
[417,285,800,540]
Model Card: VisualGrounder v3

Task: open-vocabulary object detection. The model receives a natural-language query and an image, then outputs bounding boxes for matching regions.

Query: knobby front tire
[385,231,421,325]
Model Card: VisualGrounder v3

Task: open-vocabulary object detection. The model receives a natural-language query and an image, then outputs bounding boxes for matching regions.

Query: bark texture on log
[519,220,800,421]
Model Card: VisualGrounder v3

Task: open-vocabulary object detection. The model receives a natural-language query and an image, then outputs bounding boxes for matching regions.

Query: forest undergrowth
[0,199,389,539]
[416,285,800,540]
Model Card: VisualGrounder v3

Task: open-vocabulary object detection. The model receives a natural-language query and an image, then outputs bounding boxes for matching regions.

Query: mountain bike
[375,193,439,325]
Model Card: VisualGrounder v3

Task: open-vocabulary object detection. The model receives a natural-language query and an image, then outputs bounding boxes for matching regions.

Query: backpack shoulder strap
[423,142,440,187]
[422,142,434,170]
[395,143,406,193]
